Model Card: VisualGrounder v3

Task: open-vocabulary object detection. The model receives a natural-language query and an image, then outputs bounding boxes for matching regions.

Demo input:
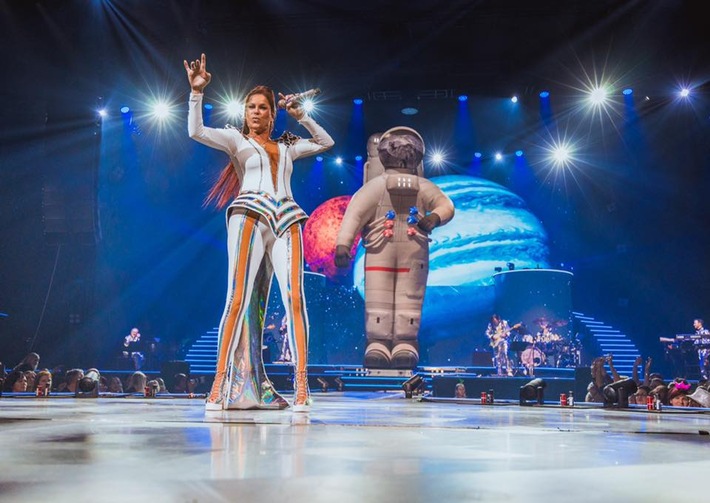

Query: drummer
[536,319,562,366]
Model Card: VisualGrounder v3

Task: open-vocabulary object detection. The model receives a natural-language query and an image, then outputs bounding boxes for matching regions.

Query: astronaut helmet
[376,126,425,176]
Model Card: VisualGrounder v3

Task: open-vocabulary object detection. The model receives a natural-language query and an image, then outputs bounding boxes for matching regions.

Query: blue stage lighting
[494,152,503,161]
[335,157,343,165]
[679,88,691,98]
[515,150,523,157]
[539,91,550,99]
[316,156,323,162]
[458,95,468,102]
[511,96,518,103]
[353,98,363,105]
[98,109,108,118]
[401,107,418,115]
[622,88,633,96]
[474,152,482,159]
[204,103,213,110]
[120,106,130,114]
[355,155,363,162]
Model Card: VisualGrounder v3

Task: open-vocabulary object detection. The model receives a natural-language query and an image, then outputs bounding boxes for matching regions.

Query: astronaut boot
[292,370,312,413]
[364,341,392,369]
[391,342,419,370]
[205,370,227,411]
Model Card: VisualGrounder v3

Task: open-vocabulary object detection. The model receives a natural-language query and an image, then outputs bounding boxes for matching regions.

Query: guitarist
[486,314,514,377]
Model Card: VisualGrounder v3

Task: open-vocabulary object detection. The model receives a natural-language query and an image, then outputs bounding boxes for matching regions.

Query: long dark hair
[204,85,277,209]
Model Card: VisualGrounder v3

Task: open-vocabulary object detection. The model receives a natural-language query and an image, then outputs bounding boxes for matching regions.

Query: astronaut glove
[417,213,441,233]
[334,244,352,268]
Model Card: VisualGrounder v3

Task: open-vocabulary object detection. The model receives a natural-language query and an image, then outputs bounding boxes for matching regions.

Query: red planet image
[302,195,360,280]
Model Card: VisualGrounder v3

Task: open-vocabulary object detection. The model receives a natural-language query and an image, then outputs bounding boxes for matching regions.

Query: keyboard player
[694,318,710,379]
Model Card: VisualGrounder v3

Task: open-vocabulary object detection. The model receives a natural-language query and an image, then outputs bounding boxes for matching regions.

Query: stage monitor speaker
[472,351,492,366]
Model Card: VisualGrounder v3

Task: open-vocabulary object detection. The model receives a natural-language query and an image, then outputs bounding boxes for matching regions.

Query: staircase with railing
[572,311,640,376]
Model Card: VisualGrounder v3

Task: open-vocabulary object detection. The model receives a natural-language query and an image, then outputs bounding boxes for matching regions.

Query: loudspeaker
[41,107,102,245]
[472,350,492,366]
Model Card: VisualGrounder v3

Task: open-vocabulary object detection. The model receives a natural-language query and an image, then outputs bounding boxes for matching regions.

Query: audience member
[107,376,124,393]
[3,370,29,392]
[667,378,693,406]
[57,369,84,393]
[585,356,615,402]
[13,352,40,372]
[35,369,53,394]
[687,385,710,408]
[125,371,147,393]
[23,370,37,392]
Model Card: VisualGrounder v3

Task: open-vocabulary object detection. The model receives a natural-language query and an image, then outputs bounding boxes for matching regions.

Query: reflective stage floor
[1,392,709,503]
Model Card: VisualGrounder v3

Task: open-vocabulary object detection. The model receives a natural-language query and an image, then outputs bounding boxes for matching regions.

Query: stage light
[431,152,444,165]
[622,88,633,96]
[315,156,323,162]
[316,377,329,392]
[353,98,363,105]
[302,100,315,113]
[603,378,638,408]
[588,86,608,106]
[120,106,130,114]
[204,103,213,110]
[539,91,550,99]
[334,377,344,392]
[506,262,515,271]
[458,95,468,102]
[494,267,503,273]
[335,156,343,165]
[98,108,108,118]
[494,152,503,162]
[401,107,418,115]
[511,95,518,103]
[679,88,691,98]
[474,152,482,159]
[225,100,241,118]
[355,155,363,162]
[520,377,546,405]
[402,374,425,399]
[76,369,100,398]
[151,101,171,120]
[515,150,523,157]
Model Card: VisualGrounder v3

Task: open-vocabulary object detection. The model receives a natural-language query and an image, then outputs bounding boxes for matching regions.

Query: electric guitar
[488,322,523,348]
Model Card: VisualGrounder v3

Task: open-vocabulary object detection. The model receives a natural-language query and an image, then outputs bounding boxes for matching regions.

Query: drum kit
[512,317,579,372]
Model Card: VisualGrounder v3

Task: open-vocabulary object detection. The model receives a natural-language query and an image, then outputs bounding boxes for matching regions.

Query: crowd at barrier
[0,352,209,397]
[585,353,710,408]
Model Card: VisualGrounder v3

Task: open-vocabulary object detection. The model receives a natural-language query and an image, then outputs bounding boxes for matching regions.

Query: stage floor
[1,392,709,502]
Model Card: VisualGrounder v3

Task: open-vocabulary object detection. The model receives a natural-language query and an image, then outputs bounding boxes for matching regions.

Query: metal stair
[572,311,640,376]
[184,327,219,373]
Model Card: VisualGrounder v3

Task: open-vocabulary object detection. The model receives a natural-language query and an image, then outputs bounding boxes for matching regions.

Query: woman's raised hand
[183,53,212,93]
[278,92,305,121]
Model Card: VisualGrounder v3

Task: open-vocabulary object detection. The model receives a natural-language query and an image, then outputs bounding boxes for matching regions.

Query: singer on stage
[184,53,334,412]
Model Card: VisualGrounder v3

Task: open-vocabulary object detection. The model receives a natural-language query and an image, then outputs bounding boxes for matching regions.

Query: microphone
[278,88,321,109]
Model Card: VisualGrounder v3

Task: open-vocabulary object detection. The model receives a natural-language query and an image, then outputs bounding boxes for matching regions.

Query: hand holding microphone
[277,88,321,109]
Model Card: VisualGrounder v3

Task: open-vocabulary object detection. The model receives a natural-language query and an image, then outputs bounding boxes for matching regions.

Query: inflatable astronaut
[334,127,454,369]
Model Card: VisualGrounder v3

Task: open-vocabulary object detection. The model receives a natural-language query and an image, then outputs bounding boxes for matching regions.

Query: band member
[485,314,514,377]
[123,327,144,370]
[694,318,710,379]
[277,315,292,363]
[185,53,334,412]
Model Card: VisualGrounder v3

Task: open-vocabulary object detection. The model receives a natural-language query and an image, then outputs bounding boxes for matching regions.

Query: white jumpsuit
[188,93,334,409]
